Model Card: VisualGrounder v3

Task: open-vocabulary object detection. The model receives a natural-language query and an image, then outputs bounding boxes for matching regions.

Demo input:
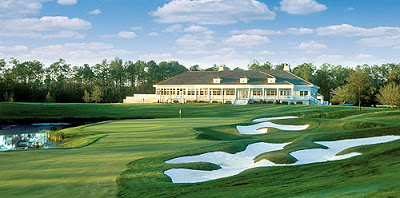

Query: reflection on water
[0,124,65,152]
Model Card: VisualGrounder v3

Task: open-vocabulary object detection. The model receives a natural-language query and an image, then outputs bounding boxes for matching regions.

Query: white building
[133,66,324,105]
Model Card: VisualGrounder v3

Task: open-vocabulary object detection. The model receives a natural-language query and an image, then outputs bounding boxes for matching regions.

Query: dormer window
[213,77,221,84]
[268,78,276,83]
[240,77,248,84]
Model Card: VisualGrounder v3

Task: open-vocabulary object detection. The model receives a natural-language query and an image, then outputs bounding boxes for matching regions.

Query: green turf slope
[0,103,399,198]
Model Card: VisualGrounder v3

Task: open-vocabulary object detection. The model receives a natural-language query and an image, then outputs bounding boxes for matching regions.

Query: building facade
[150,67,323,105]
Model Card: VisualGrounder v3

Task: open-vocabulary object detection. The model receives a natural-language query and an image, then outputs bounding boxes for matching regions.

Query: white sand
[237,116,309,135]
[164,135,400,183]
[291,135,400,165]
[165,142,290,183]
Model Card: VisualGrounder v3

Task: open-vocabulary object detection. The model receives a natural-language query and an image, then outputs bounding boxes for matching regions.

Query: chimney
[283,63,290,72]
[218,65,224,72]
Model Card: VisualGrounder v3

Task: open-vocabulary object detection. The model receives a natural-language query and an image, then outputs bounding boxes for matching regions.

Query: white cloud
[280,0,327,15]
[347,7,355,11]
[356,54,373,59]
[89,9,101,15]
[164,24,183,32]
[0,45,28,52]
[316,24,400,37]
[230,29,283,36]
[298,40,327,49]
[148,32,159,37]
[131,26,143,31]
[139,53,173,61]
[287,27,314,35]
[184,25,214,34]
[176,34,214,49]
[19,42,133,65]
[151,0,276,25]
[0,0,48,19]
[57,0,77,5]
[316,55,344,62]
[359,36,400,48]
[258,50,275,55]
[41,30,85,39]
[117,31,137,39]
[224,34,270,47]
[0,16,91,38]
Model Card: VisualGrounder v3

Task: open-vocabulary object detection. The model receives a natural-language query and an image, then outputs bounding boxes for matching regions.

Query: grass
[0,102,400,197]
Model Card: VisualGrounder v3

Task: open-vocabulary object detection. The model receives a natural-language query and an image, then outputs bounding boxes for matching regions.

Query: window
[200,89,207,95]
[253,90,262,96]
[266,89,277,96]
[268,78,276,83]
[280,89,291,96]
[240,77,248,83]
[213,78,221,83]
[188,90,195,95]
[213,89,221,95]
[300,91,308,96]
[226,89,235,95]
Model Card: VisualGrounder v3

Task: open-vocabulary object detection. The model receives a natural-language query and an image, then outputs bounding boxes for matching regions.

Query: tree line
[0,58,188,103]
[1,57,400,107]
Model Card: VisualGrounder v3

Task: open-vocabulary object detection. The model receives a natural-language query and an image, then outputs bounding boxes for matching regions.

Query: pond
[0,123,71,152]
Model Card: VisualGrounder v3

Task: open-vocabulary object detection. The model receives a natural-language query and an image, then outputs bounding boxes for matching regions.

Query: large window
[253,90,262,96]
[280,89,291,96]
[213,89,221,95]
[225,89,235,95]
[200,89,207,95]
[300,91,308,96]
[266,89,277,96]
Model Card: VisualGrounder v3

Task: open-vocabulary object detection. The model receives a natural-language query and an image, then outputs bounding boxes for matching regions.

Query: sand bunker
[165,142,290,183]
[236,116,309,135]
[164,135,400,183]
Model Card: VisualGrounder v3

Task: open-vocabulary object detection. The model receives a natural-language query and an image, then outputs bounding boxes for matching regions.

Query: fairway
[1,103,400,197]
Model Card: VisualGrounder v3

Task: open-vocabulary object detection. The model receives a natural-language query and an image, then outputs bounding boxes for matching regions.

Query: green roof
[155,70,315,86]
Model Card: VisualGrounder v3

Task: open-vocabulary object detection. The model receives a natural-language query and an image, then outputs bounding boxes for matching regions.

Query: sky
[1,0,400,69]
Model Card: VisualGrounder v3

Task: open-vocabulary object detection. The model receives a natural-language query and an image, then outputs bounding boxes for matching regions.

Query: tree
[92,86,102,103]
[190,65,200,71]
[377,82,400,108]
[45,91,54,103]
[233,67,244,71]
[331,86,354,105]
[204,64,219,71]
[83,89,91,103]
[293,63,316,81]
[347,68,371,111]
[248,60,272,71]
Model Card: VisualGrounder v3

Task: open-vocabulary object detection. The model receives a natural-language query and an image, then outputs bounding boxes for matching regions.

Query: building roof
[155,70,315,86]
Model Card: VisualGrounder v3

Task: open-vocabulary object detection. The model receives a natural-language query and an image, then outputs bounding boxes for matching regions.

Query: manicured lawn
[0,103,399,197]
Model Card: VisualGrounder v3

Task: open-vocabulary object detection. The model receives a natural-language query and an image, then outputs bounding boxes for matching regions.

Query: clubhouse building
[124,65,324,105]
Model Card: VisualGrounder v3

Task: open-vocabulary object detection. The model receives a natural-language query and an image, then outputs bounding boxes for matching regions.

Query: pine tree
[45,91,54,103]
[92,86,102,103]
[83,89,91,103]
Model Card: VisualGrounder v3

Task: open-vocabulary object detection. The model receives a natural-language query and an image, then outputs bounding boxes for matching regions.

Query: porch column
[248,88,251,99]
[277,88,280,100]
[262,88,265,100]
[208,88,210,102]
[195,87,197,101]
[235,88,237,99]
[221,88,224,103]
[291,87,294,101]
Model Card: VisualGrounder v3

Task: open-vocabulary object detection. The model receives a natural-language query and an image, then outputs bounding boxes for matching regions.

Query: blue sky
[1,0,400,69]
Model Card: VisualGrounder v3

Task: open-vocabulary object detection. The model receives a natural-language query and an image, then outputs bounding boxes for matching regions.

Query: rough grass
[1,103,400,198]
